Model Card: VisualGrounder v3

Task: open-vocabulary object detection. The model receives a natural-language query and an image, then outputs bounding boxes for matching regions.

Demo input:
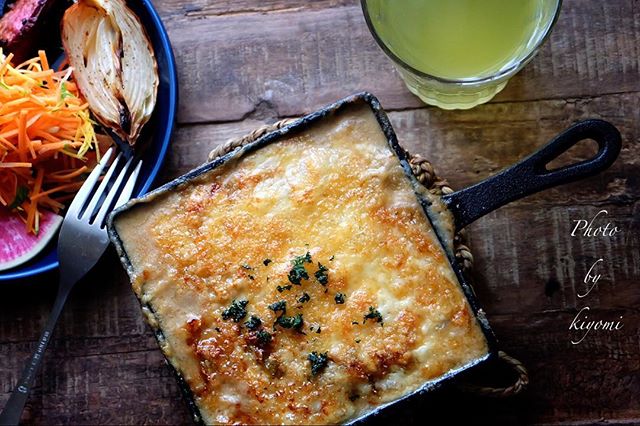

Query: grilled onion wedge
[61,0,158,145]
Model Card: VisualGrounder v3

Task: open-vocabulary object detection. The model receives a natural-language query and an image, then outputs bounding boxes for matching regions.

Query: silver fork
[0,148,142,426]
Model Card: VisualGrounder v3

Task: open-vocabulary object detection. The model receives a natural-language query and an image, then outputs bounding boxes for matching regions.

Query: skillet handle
[441,119,621,230]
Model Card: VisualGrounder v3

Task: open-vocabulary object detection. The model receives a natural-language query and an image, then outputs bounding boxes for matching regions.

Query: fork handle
[0,285,72,426]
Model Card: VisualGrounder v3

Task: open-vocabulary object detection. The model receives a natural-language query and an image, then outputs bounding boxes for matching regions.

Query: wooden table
[1,0,638,424]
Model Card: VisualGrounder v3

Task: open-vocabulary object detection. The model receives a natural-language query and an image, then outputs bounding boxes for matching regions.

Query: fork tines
[67,147,142,228]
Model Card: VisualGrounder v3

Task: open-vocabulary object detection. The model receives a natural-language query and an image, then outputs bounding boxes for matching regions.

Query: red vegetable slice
[0,0,70,63]
[0,207,62,271]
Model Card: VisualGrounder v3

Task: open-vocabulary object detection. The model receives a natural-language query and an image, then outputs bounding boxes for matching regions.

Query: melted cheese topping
[114,105,488,424]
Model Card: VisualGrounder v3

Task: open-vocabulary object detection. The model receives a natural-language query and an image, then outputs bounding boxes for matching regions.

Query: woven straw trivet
[206,118,528,398]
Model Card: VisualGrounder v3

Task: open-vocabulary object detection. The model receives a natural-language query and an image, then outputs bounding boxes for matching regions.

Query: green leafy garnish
[363,306,383,326]
[277,285,292,293]
[263,259,272,266]
[241,264,252,270]
[275,313,304,331]
[268,300,287,314]
[288,252,312,284]
[298,252,312,263]
[222,300,248,322]
[8,186,29,210]
[334,293,345,304]
[256,329,273,346]
[308,351,329,376]
[314,263,329,286]
[244,315,262,330]
[60,82,74,100]
[298,292,310,303]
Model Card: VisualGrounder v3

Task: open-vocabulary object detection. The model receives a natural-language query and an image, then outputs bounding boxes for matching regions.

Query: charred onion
[61,0,158,145]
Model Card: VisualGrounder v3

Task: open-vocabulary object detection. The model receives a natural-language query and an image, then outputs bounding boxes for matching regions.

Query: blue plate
[0,0,178,281]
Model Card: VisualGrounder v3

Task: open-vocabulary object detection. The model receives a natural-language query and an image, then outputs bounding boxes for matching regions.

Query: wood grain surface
[1,0,638,424]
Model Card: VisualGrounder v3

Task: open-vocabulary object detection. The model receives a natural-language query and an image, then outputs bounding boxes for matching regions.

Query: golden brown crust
[114,106,488,424]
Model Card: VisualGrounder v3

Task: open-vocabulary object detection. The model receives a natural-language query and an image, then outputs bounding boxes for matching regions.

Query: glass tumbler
[361,0,562,110]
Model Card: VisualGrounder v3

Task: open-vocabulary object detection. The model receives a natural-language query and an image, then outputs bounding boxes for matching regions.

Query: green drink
[362,0,562,109]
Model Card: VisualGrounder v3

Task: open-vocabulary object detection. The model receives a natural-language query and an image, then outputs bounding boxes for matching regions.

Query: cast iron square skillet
[108,92,620,424]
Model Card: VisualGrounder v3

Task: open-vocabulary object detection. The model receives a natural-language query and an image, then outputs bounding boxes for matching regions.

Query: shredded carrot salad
[0,49,108,234]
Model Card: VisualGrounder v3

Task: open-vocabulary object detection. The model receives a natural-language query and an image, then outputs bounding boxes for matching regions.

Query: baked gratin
[110,100,489,424]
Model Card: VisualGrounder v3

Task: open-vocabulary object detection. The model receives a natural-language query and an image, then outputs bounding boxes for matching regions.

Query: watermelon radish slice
[0,208,63,272]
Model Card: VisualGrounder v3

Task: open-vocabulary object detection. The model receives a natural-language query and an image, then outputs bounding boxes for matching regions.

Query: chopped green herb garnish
[314,263,329,286]
[248,275,255,280]
[334,293,345,304]
[349,393,359,401]
[277,285,292,292]
[288,265,309,285]
[263,258,272,266]
[316,327,321,334]
[355,339,361,343]
[215,327,221,332]
[241,264,252,270]
[222,300,248,322]
[60,82,74,100]
[363,306,383,326]
[8,186,29,210]
[301,252,312,263]
[268,300,287,314]
[351,321,359,325]
[275,313,304,331]
[298,292,310,303]
[329,255,335,261]
[244,315,262,330]
[256,329,273,346]
[288,252,312,285]
[308,351,329,376]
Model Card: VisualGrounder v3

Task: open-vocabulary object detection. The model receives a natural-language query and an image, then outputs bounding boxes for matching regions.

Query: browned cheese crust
[114,105,488,424]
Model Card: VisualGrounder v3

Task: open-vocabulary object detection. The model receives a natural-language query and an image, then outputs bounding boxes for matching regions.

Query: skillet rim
[107,91,497,425]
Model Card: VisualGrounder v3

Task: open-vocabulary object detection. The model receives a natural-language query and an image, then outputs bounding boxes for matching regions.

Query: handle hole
[545,138,599,171]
